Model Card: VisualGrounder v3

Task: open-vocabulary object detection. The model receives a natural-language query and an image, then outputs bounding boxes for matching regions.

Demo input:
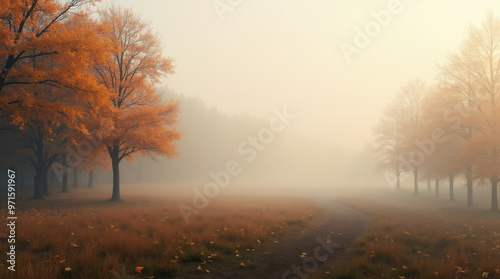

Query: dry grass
[0,192,322,279]
[325,197,500,279]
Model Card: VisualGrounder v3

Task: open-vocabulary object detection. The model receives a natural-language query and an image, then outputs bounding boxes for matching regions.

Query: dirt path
[215,198,370,279]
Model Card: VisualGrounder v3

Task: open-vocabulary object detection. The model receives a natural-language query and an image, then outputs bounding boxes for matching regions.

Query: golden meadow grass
[323,198,500,279]
[0,194,323,279]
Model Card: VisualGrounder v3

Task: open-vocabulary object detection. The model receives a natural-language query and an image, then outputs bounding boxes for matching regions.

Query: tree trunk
[62,166,68,193]
[491,176,499,212]
[73,168,78,188]
[33,147,44,199]
[427,178,431,192]
[466,166,473,207]
[42,167,49,196]
[449,174,455,202]
[413,168,419,196]
[88,170,94,188]
[435,176,439,198]
[111,158,120,201]
[33,168,43,199]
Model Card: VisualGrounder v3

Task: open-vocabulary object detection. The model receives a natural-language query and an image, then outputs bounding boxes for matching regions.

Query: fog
[98,0,498,196]
[4,1,500,197]
[4,2,500,278]
[112,0,498,149]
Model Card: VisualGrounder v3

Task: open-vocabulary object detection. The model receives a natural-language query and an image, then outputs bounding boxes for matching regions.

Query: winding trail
[216,198,370,279]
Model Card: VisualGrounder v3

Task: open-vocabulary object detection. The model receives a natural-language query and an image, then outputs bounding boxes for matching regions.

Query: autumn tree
[77,138,110,189]
[95,6,181,201]
[374,99,405,190]
[50,99,112,194]
[436,47,480,206]
[450,12,500,211]
[0,1,111,199]
[0,0,106,121]
[397,78,427,196]
[419,87,465,202]
[416,12,500,211]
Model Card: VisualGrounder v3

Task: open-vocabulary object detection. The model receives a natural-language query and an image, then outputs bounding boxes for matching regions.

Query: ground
[2,185,500,279]
[216,198,369,279]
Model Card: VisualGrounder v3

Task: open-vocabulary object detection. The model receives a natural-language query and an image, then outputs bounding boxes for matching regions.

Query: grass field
[323,196,500,279]
[3,184,500,279]
[0,190,323,279]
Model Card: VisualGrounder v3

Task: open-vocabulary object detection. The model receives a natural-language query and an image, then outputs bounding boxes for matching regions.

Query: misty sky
[104,0,500,151]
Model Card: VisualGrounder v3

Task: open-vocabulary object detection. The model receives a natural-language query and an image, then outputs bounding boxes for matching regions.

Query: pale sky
[103,0,500,151]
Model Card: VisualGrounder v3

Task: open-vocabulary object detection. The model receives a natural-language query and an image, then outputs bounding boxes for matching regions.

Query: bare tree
[398,78,427,196]
[374,99,405,190]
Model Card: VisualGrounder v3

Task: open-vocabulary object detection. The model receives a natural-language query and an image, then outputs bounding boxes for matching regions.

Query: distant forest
[1,86,378,194]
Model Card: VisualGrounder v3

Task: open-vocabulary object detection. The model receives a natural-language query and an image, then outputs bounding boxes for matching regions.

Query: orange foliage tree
[435,46,480,206]
[0,0,106,120]
[384,12,500,211]
[458,12,500,212]
[95,6,181,201]
[429,12,500,211]
[419,87,464,201]
[0,1,111,199]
